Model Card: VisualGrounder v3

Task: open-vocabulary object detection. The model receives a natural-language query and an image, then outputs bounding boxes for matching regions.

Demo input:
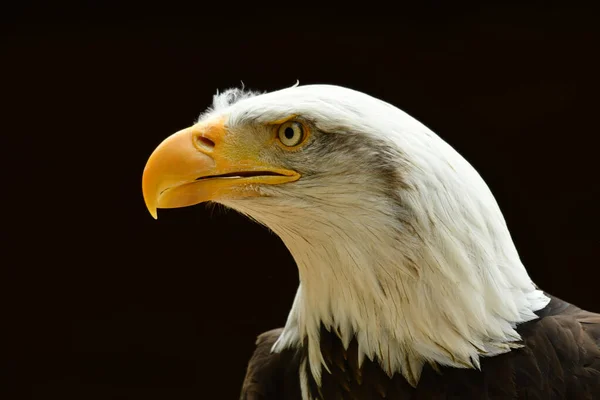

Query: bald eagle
[142,84,599,399]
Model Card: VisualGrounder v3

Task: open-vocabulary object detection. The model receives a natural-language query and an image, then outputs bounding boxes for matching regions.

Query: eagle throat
[224,175,549,389]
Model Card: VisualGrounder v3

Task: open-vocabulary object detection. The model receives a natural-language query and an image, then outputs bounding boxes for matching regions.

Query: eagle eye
[277,121,305,147]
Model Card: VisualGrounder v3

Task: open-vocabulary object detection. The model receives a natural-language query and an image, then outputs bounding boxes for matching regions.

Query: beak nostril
[195,135,215,151]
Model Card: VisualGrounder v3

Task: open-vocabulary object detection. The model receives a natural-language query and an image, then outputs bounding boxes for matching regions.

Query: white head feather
[200,84,550,387]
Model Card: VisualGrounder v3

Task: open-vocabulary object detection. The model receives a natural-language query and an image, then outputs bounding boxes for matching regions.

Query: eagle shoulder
[240,328,303,400]
[239,297,600,400]
[512,295,600,399]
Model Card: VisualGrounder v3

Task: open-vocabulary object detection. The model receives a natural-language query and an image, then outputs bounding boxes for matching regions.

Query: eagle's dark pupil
[284,127,295,139]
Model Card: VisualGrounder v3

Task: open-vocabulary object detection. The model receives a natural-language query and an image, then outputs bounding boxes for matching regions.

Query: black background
[4,3,599,399]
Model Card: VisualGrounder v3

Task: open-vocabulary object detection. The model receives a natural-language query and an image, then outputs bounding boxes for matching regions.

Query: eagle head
[142,84,550,387]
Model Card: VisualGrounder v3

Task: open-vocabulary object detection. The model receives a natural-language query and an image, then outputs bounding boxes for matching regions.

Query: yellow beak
[142,117,299,219]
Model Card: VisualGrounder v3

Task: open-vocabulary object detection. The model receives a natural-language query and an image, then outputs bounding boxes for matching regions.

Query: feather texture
[241,295,600,399]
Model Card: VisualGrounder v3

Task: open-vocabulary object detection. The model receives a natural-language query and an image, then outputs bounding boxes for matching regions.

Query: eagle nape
[141,84,600,399]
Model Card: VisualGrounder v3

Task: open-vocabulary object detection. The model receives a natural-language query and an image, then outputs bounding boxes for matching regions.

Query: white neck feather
[224,146,549,387]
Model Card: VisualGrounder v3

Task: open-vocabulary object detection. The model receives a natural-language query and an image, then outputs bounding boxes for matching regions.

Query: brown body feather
[240,295,600,399]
